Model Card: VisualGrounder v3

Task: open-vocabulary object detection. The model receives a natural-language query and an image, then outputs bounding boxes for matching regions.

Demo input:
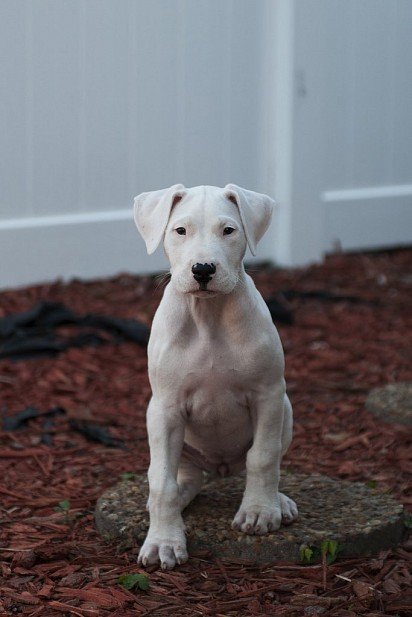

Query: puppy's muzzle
[191,262,216,290]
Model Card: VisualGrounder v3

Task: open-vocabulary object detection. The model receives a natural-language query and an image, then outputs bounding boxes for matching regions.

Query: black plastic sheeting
[0,301,150,361]
[2,405,65,431]
[2,405,125,448]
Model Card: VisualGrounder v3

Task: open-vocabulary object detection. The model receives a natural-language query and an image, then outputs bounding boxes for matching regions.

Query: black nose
[191,262,216,283]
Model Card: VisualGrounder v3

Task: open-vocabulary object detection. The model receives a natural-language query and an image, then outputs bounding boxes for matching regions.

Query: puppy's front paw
[231,503,282,535]
[138,529,188,569]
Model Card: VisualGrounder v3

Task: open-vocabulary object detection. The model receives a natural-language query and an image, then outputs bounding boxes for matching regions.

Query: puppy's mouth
[191,289,217,297]
[189,286,219,298]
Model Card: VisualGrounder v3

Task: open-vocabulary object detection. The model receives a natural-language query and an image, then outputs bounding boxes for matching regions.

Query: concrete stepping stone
[95,472,406,563]
[366,382,412,426]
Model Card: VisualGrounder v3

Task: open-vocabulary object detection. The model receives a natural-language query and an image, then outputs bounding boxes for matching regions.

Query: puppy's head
[133,184,274,298]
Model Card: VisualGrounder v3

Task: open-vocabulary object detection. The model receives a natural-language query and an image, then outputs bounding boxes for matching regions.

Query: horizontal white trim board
[322,183,412,203]
[0,208,133,231]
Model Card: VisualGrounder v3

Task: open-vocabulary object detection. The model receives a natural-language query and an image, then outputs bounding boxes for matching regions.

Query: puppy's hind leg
[177,458,204,511]
[279,394,298,525]
[281,394,293,456]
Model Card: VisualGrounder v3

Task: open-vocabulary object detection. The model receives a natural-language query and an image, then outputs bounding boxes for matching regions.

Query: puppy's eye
[175,227,186,235]
[223,227,235,236]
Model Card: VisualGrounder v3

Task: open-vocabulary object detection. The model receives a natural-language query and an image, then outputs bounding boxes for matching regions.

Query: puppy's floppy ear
[223,184,274,256]
[133,184,186,254]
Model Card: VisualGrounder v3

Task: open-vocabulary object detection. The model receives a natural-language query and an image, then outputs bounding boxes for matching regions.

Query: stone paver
[95,472,406,563]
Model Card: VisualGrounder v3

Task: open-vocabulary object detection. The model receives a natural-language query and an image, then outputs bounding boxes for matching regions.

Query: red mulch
[0,249,411,616]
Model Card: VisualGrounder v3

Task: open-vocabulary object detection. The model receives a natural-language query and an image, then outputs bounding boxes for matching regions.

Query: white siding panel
[351,1,394,187]
[320,1,353,189]
[392,1,412,184]
[0,1,31,217]
[128,0,183,192]
[79,1,131,211]
[319,0,412,192]
[229,1,264,190]
[30,1,80,215]
[180,0,232,186]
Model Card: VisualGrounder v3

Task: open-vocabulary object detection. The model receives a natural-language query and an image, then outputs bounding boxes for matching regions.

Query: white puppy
[133,184,297,570]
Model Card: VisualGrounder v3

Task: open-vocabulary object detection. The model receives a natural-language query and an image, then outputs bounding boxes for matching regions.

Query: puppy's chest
[179,337,253,386]
[182,352,250,427]
[152,335,257,406]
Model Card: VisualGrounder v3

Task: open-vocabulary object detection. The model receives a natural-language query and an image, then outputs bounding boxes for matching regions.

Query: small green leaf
[328,540,338,558]
[321,539,338,556]
[118,573,149,592]
[366,480,377,489]
[299,545,314,563]
[54,499,70,512]
[321,539,339,564]
[404,513,412,529]
[120,472,136,482]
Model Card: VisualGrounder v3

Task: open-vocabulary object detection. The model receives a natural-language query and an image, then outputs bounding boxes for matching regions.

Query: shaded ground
[0,249,411,616]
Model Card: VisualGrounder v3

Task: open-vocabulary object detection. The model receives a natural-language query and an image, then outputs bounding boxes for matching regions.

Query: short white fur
[133,184,297,569]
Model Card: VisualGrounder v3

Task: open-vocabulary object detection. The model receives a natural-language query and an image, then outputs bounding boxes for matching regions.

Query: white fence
[1,0,411,288]
[289,0,412,263]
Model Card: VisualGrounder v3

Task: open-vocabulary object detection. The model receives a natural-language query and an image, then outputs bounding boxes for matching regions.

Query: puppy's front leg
[138,397,187,569]
[232,382,296,535]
